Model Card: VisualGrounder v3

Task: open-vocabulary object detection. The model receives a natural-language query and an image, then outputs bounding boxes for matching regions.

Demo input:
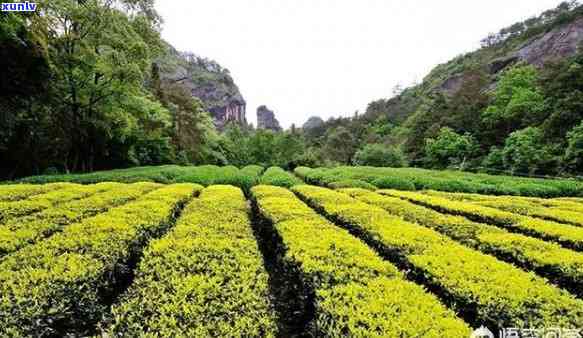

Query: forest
[2,0,583,180]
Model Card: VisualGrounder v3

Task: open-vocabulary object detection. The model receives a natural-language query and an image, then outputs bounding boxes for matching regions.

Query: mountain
[257,105,282,132]
[366,2,583,125]
[356,1,583,169]
[156,43,247,129]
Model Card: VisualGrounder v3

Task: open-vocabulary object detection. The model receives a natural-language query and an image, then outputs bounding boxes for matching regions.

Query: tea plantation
[1,166,583,336]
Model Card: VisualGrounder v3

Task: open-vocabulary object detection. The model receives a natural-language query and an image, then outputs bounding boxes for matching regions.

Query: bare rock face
[488,56,520,74]
[257,105,282,132]
[516,17,583,67]
[207,97,246,130]
[439,74,465,95]
[157,43,247,130]
[437,17,583,96]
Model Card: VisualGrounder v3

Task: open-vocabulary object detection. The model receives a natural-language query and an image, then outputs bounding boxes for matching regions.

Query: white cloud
[156,0,566,128]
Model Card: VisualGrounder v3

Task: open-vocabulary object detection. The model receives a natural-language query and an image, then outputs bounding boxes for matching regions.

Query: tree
[323,126,358,164]
[302,116,326,141]
[482,65,545,143]
[540,53,583,141]
[424,127,477,169]
[564,121,583,173]
[247,129,278,166]
[353,144,407,167]
[220,124,251,166]
[31,0,163,172]
[161,83,220,164]
[274,132,304,169]
[481,147,505,173]
[402,92,450,162]
[501,127,553,175]
[446,68,490,135]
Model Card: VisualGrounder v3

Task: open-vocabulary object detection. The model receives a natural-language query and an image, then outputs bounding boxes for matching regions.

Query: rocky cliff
[516,17,583,67]
[256,105,282,132]
[156,43,246,129]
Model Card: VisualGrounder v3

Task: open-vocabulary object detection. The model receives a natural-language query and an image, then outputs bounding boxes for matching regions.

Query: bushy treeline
[0,0,224,180]
[285,2,583,178]
[3,0,583,180]
[406,58,583,176]
[345,1,583,177]
[0,0,396,179]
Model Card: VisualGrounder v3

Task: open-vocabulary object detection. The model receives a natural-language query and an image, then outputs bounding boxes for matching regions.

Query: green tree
[32,0,163,172]
[0,9,53,178]
[424,127,478,169]
[482,65,545,143]
[220,123,251,166]
[501,127,554,175]
[353,144,407,167]
[403,92,450,162]
[275,132,305,169]
[564,121,583,173]
[323,126,358,164]
[540,53,583,141]
[247,130,278,166]
[162,83,220,164]
[481,147,505,173]
[446,68,490,135]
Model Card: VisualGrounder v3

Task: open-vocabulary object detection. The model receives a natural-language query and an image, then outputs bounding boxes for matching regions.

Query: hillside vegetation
[2,1,583,180]
[355,1,583,175]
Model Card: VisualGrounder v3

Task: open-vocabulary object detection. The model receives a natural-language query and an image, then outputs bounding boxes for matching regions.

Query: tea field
[1,166,583,336]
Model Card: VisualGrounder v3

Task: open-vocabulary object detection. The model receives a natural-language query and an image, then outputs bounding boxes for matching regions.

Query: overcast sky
[155,0,565,128]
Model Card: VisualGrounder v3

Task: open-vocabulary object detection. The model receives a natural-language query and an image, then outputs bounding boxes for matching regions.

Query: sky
[155,0,566,128]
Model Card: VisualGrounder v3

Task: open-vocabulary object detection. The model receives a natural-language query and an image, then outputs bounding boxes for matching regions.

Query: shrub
[481,147,505,173]
[0,182,160,257]
[0,185,96,222]
[381,190,583,251]
[353,144,407,167]
[345,188,583,298]
[328,180,377,190]
[294,185,583,329]
[297,166,583,197]
[564,121,583,172]
[252,185,471,337]
[424,128,477,169]
[0,183,72,202]
[502,127,554,176]
[260,167,303,188]
[0,184,200,336]
[106,186,277,336]
[293,166,313,180]
[372,177,415,191]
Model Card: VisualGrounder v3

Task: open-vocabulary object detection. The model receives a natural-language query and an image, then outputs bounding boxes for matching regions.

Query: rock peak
[257,105,282,132]
[157,43,247,130]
